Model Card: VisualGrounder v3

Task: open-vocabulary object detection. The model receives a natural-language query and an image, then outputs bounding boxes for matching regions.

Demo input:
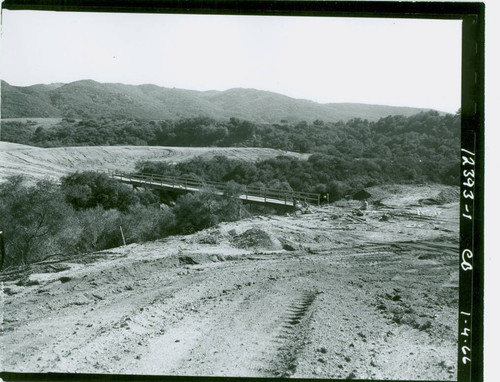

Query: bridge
[110,171,323,208]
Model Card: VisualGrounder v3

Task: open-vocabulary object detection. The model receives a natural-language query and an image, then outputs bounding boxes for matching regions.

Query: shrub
[74,206,122,252]
[72,203,176,253]
[173,192,220,234]
[136,188,161,206]
[120,204,176,243]
[173,190,246,234]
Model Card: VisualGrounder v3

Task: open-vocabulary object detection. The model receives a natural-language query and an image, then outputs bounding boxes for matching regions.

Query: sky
[1,10,461,112]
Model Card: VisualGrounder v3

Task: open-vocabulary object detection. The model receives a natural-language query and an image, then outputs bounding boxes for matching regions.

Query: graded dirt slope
[0,144,309,182]
[1,184,459,380]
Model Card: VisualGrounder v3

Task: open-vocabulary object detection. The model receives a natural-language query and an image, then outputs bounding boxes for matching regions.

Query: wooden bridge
[110,171,323,208]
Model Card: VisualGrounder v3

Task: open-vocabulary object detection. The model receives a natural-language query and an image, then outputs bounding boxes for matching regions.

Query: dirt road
[1,185,459,380]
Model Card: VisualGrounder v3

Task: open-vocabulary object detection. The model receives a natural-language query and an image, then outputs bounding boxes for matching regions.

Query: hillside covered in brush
[134,112,460,196]
[2,112,458,190]
[2,80,437,123]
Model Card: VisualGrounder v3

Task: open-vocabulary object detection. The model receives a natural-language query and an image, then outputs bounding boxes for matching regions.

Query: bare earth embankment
[0,142,309,182]
[1,184,459,380]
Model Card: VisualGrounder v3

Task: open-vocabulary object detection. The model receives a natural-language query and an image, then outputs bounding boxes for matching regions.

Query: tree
[32,126,47,143]
[173,192,222,234]
[61,171,138,211]
[0,177,75,265]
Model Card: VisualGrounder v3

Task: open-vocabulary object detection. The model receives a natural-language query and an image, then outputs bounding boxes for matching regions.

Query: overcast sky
[1,10,461,112]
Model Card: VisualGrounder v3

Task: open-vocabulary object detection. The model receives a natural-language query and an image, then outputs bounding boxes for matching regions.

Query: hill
[1,81,62,118]
[2,80,438,123]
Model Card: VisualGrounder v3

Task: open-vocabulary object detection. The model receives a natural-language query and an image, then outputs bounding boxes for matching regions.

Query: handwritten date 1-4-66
[460,311,472,365]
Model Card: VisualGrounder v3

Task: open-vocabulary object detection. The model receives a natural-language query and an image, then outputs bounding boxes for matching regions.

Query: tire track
[268,290,319,377]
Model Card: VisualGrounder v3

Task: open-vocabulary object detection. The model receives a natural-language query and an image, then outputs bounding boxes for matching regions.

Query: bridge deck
[111,172,321,207]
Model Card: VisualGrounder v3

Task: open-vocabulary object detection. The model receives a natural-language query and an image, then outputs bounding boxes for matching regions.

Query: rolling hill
[2,80,439,123]
[1,81,63,118]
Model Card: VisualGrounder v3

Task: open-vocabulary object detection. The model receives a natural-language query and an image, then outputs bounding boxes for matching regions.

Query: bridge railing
[110,171,322,206]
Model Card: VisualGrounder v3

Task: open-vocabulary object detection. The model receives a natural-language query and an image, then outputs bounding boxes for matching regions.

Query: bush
[173,190,246,234]
[120,204,176,244]
[136,188,161,206]
[74,206,122,252]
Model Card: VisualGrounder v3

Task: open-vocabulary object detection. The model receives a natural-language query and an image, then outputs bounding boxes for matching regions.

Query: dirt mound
[434,188,460,204]
[193,229,225,245]
[231,228,282,250]
[420,188,460,205]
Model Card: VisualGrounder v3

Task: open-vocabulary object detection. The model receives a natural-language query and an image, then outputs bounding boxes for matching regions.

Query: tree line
[2,111,460,186]
[136,113,460,200]
[2,110,459,159]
